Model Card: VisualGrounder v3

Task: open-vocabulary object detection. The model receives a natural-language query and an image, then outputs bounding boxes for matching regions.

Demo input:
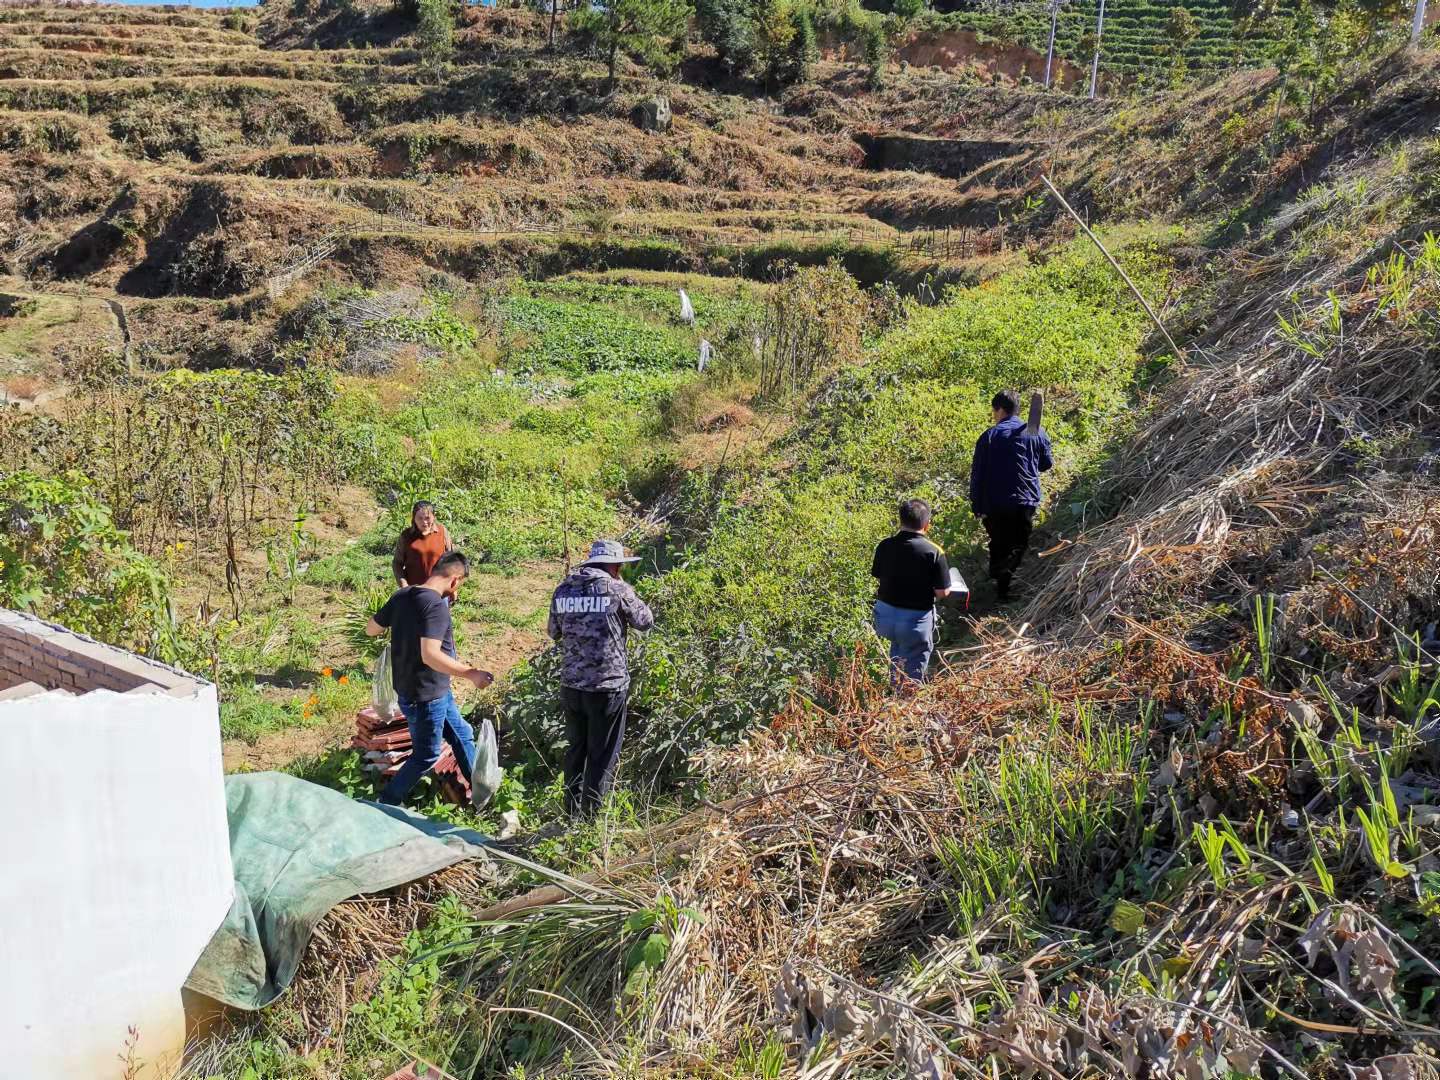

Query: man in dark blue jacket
[969,391,1053,602]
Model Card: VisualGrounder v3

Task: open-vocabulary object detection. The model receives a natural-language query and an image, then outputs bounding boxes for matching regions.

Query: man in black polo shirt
[366,551,493,804]
[871,498,954,686]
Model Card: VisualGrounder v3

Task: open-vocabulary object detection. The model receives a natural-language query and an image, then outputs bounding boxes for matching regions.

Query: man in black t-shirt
[366,551,493,804]
[870,498,954,686]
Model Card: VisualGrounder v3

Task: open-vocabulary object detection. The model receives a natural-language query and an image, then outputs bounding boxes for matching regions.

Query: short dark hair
[991,391,1018,415]
[434,551,470,578]
[898,498,932,530]
[411,500,436,517]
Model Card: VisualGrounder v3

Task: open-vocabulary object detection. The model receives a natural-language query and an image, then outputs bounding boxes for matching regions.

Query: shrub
[755,261,867,401]
[861,16,889,88]
[697,0,758,75]
[572,0,694,87]
[0,471,173,656]
[416,0,456,73]
[697,0,818,86]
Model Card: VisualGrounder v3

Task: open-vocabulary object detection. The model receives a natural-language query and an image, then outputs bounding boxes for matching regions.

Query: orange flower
[338,675,350,685]
[322,667,333,678]
[306,694,319,707]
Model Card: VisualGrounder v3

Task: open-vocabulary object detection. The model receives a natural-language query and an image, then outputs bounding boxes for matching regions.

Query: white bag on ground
[470,717,502,809]
[678,288,695,324]
[371,644,399,718]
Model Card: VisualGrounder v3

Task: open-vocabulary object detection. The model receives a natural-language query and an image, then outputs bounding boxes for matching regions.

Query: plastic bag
[470,718,502,810]
[371,644,399,718]
[678,288,695,325]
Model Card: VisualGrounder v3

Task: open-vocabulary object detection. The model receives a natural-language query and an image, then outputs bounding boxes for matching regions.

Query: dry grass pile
[443,597,1437,1078]
[228,861,497,1050]
[1026,215,1440,639]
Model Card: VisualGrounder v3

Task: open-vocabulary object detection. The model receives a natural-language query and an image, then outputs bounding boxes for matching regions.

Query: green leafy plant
[264,511,313,605]
[0,470,174,656]
[573,0,694,87]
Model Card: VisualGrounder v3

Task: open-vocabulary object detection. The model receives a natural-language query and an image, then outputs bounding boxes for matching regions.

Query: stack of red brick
[352,705,470,803]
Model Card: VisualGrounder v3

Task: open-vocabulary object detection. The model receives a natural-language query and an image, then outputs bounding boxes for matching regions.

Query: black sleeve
[932,549,951,591]
[374,590,399,629]
[418,594,450,641]
[870,541,884,580]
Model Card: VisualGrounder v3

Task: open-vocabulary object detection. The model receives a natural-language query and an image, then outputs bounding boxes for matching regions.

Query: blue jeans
[380,690,476,805]
[873,600,936,685]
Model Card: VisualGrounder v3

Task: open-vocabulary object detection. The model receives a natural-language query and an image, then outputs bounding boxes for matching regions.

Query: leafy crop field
[945,0,1287,81]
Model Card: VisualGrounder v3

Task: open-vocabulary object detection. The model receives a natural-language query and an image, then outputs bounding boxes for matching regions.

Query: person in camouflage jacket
[547,539,655,817]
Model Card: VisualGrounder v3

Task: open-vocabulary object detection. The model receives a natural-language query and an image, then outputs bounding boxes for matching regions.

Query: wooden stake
[1041,174,1186,360]
[561,469,572,574]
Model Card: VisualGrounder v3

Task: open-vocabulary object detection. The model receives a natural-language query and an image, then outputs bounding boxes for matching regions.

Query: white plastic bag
[371,644,399,718]
[698,338,712,372]
[470,717,502,810]
[678,288,695,325]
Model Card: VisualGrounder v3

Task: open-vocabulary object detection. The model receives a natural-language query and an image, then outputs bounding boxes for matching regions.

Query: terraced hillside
[0,0,1076,374]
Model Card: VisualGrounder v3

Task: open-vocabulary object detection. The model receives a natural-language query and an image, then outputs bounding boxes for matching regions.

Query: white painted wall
[0,684,234,1079]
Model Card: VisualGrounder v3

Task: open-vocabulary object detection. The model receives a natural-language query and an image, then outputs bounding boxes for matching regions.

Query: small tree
[578,0,694,90]
[752,0,798,89]
[697,0,757,74]
[861,16,890,89]
[756,261,867,402]
[697,0,816,86]
[785,6,819,82]
[1163,6,1199,84]
[416,0,455,73]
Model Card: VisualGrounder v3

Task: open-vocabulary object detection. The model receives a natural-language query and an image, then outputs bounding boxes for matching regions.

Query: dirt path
[223,714,355,773]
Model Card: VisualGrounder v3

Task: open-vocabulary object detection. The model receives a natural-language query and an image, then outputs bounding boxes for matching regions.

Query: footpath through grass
[210,276,767,751]
[503,232,1174,789]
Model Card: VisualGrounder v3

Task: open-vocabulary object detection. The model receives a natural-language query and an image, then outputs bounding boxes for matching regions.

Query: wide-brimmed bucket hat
[582,539,641,566]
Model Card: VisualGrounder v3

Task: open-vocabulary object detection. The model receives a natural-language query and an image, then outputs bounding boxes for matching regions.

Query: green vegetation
[5,4,1440,1077]
[0,470,172,654]
[696,0,820,86]
[938,0,1295,81]
[414,0,455,73]
[572,0,694,86]
[506,236,1171,782]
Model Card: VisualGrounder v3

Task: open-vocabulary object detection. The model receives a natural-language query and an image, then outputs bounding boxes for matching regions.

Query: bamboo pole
[1089,0,1107,98]
[1044,0,1061,88]
[1041,174,1186,360]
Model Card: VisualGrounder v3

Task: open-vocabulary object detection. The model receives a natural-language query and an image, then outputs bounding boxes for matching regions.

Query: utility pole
[1044,0,1061,88]
[1089,0,1106,99]
[1412,0,1428,46]
[548,0,558,50]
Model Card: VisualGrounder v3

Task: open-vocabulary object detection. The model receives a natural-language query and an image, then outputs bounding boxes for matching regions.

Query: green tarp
[185,772,491,1011]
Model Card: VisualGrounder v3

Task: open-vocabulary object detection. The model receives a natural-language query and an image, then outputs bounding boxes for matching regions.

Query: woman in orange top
[392,501,453,587]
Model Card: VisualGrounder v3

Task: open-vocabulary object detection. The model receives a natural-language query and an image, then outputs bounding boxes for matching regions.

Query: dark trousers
[560,685,628,818]
[983,507,1035,599]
